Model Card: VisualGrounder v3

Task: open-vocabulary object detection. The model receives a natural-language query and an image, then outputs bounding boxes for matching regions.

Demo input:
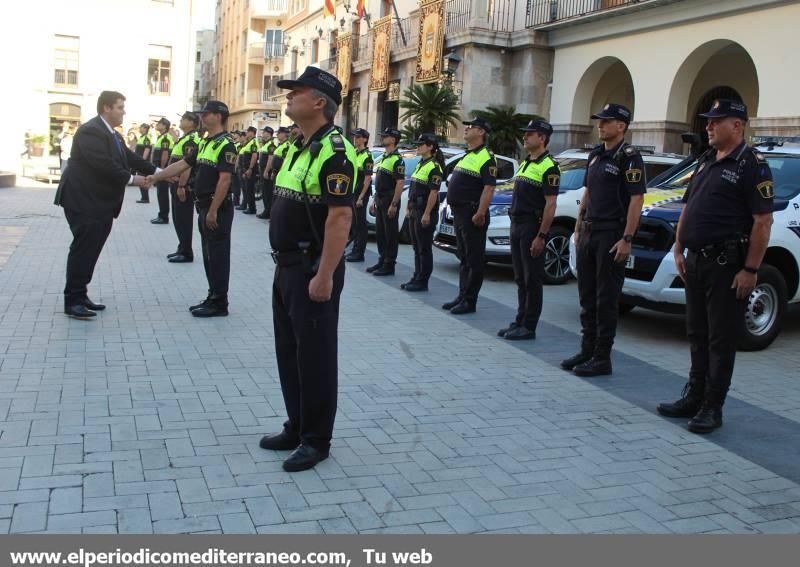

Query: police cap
[463,117,492,134]
[414,133,439,146]
[181,111,199,124]
[520,119,553,136]
[277,66,343,106]
[277,126,291,134]
[698,98,749,121]
[591,103,632,124]
[352,128,370,139]
[198,100,230,117]
[382,127,402,141]
[156,117,170,128]
[247,126,257,133]
[262,126,274,134]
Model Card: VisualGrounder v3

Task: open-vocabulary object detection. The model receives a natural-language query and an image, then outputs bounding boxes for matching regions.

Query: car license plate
[625,255,635,270]
[438,223,455,236]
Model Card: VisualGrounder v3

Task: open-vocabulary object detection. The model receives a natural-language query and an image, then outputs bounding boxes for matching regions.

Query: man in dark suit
[54,90,155,319]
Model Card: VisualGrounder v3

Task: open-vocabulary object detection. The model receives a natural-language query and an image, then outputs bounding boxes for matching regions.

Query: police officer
[147,100,237,317]
[369,128,405,276]
[134,123,152,203]
[562,103,646,377]
[151,117,174,224]
[498,120,560,340]
[231,132,243,207]
[657,100,773,433]
[345,128,374,263]
[256,126,277,219]
[238,126,259,214]
[402,133,444,292]
[166,111,201,263]
[258,67,357,472]
[267,126,292,189]
[442,117,497,314]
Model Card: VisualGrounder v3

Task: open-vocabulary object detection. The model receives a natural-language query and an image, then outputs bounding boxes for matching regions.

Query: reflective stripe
[454,147,492,176]
[377,152,401,174]
[170,132,198,159]
[517,155,557,184]
[274,130,357,197]
[411,159,437,184]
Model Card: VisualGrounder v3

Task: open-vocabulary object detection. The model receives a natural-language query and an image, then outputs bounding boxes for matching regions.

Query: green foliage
[399,83,460,144]
[470,105,542,158]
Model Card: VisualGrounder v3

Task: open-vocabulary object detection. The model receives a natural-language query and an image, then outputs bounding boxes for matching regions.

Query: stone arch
[571,56,635,125]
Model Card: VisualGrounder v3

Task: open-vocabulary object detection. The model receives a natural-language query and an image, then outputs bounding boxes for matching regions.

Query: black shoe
[560,348,594,370]
[167,251,181,259]
[657,382,704,418]
[366,261,383,273]
[687,404,723,434]
[442,298,462,310]
[282,444,329,472]
[81,298,106,311]
[136,199,150,204]
[505,326,535,341]
[404,281,428,292]
[243,209,256,215]
[346,254,364,262]
[192,303,229,317]
[65,304,96,319]
[450,301,476,315]
[400,277,417,289]
[189,296,212,312]
[150,217,168,224]
[256,212,270,219]
[235,205,247,210]
[372,265,395,276]
[168,254,193,263]
[573,357,612,377]
[497,322,519,337]
[259,430,301,451]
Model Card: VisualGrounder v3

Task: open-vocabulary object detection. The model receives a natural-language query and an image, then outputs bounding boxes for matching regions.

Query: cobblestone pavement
[1,182,799,534]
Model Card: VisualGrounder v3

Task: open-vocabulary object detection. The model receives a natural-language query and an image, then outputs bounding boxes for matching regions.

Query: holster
[298,241,320,276]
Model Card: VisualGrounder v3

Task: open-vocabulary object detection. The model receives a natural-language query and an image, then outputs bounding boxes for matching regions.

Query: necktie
[112,133,124,157]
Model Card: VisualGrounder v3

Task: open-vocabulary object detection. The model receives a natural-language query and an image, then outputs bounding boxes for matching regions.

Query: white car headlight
[489,204,511,217]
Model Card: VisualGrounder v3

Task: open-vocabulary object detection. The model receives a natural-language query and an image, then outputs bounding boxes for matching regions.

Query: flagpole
[391,0,406,46]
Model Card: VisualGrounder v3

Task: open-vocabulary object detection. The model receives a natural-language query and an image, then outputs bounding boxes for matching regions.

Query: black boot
[687,403,723,434]
[372,263,395,276]
[189,293,212,312]
[442,297,462,310]
[192,296,229,317]
[366,260,383,273]
[404,280,428,292]
[560,339,595,370]
[400,276,417,290]
[497,322,519,338]
[573,343,612,377]
[657,381,705,418]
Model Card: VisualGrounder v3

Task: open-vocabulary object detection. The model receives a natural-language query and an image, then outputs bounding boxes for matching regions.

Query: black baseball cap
[414,133,439,146]
[262,126,274,134]
[198,100,230,116]
[382,127,401,140]
[352,128,370,139]
[698,99,749,121]
[156,117,170,127]
[463,117,491,133]
[181,111,199,124]
[247,126,257,133]
[277,126,291,134]
[277,66,343,106]
[289,123,300,130]
[591,103,632,124]
[520,119,553,136]
[139,123,150,129]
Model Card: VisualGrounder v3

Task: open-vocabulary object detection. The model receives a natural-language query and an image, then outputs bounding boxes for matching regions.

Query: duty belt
[509,211,542,222]
[582,219,624,231]
[689,243,727,258]
[270,250,307,267]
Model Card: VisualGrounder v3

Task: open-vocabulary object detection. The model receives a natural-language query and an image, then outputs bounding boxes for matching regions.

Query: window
[239,73,245,98]
[311,38,319,63]
[265,29,283,58]
[53,35,79,87]
[147,45,172,95]
[196,50,201,63]
[241,32,247,53]
[195,80,200,91]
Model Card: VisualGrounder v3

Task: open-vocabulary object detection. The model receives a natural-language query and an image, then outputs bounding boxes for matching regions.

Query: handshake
[131,175,153,189]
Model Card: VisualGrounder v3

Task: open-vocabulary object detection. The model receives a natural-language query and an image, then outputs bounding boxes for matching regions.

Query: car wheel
[543,225,572,285]
[738,264,787,351]
[399,218,412,244]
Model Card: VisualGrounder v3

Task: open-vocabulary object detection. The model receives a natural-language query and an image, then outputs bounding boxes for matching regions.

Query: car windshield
[658,154,800,200]
[557,158,589,191]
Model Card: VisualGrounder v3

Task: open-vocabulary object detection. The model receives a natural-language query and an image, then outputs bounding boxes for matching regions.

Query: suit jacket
[54,116,156,219]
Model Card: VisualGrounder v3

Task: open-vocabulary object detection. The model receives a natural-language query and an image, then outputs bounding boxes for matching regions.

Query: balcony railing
[251,0,288,17]
[264,43,286,58]
[248,42,265,61]
[148,79,170,96]
[446,0,517,33]
[526,0,642,27]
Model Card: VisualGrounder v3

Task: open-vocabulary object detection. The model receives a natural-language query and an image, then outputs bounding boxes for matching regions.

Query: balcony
[245,88,281,106]
[248,42,265,64]
[525,0,664,28]
[251,0,288,18]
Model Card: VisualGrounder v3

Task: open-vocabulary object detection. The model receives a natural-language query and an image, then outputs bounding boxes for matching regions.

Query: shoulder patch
[757,180,774,199]
[488,166,498,178]
[752,148,768,165]
[330,134,346,153]
[397,164,406,176]
[327,173,350,196]
[625,168,643,183]
[547,173,560,187]
[224,151,236,165]
[431,174,443,186]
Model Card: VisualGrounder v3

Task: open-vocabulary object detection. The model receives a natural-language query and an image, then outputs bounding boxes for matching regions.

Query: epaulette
[330,134,346,153]
[623,144,639,157]
[751,147,768,165]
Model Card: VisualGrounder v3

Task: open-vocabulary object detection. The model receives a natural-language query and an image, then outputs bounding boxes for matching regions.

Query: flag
[324,0,335,18]
[357,0,365,18]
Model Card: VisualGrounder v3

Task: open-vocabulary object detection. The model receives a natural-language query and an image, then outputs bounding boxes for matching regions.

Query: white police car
[569,138,800,351]
[435,147,683,284]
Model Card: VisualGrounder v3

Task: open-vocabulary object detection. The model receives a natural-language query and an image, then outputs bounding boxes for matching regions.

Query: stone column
[628,121,691,154]
[749,116,800,139]
[550,124,592,154]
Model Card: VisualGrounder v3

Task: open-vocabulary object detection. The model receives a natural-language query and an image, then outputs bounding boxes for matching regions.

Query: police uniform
[257,127,277,219]
[231,134,243,206]
[565,103,646,377]
[346,129,374,262]
[404,133,443,291]
[134,126,152,202]
[370,130,405,276]
[181,107,237,317]
[151,118,175,223]
[658,99,773,433]
[239,130,259,214]
[260,67,357,473]
[502,121,560,339]
[443,118,497,313]
[167,115,200,262]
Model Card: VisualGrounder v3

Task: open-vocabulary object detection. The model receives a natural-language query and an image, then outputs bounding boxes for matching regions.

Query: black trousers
[156,180,170,220]
[510,219,545,331]
[170,184,194,257]
[231,173,242,205]
[375,196,399,264]
[576,226,625,352]
[197,200,234,298]
[243,175,257,212]
[452,204,489,305]
[410,207,438,283]
[139,187,149,202]
[685,251,747,407]
[261,177,275,216]
[273,259,345,451]
[63,209,113,306]
[350,199,369,257]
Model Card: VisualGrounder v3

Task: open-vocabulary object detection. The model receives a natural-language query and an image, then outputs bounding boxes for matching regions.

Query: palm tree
[470,105,542,158]
[399,83,460,143]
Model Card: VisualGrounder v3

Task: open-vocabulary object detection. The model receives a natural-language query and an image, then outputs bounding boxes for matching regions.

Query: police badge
[327,173,350,196]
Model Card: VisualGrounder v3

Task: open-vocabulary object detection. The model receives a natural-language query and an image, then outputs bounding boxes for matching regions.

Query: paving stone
[10,502,48,533]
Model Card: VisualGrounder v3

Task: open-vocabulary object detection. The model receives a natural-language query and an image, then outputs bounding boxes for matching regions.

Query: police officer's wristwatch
[744,266,759,274]
[537,232,548,240]
[623,234,634,243]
